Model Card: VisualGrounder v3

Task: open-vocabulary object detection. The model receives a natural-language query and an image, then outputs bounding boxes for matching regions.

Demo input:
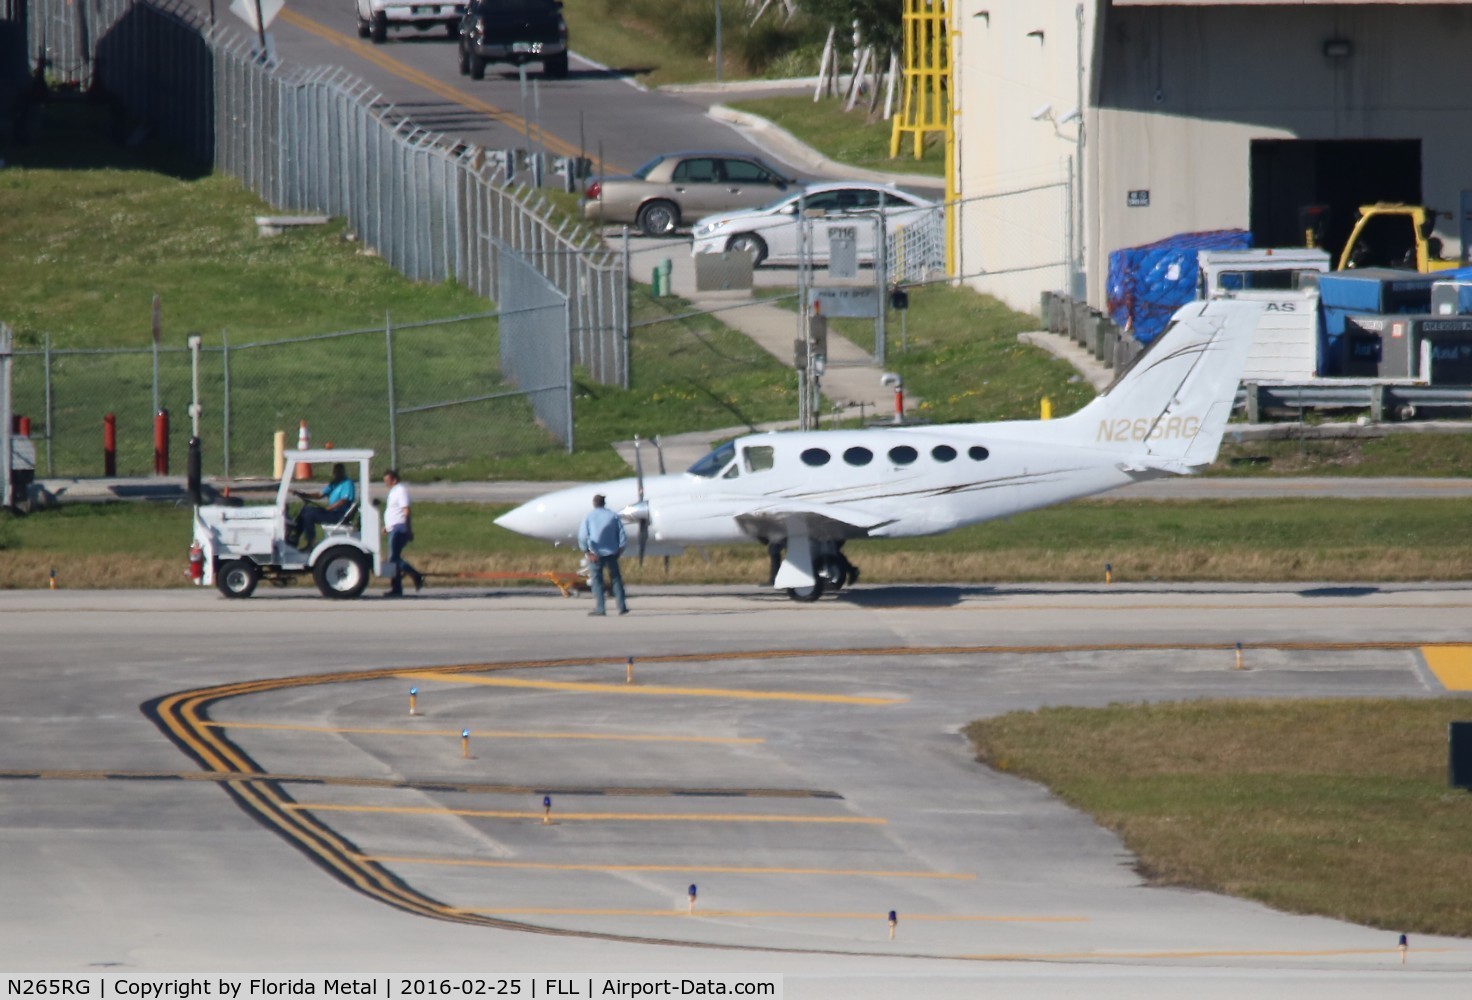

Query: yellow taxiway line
[454,907,1083,922]
[1422,645,1472,691]
[364,854,972,880]
[397,671,906,706]
[292,802,884,824]
[203,720,762,744]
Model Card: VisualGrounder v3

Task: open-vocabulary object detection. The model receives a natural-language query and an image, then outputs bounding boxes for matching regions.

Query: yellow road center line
[277,10,590,163]
[1422,645,1472,691]
[454,908,1081,922]
[292,803,884,824]
[397,671,905,705]
[203,720,761,744]
[364,855,971,879]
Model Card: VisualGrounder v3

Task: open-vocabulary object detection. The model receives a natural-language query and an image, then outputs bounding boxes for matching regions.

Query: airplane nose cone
[494,485,588,543]
[493,502,541,536]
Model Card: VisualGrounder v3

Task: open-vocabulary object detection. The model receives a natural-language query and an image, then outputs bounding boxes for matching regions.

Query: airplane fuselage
[497,423,1152,551]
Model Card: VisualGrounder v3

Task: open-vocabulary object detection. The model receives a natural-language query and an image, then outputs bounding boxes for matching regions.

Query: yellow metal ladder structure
[889,0,951,161]
[889,0,955,273]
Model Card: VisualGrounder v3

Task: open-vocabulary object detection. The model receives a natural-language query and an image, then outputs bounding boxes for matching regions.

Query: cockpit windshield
[687,440,736,478]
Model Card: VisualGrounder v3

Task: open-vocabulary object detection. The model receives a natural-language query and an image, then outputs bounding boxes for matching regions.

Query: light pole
[714,0,723,82]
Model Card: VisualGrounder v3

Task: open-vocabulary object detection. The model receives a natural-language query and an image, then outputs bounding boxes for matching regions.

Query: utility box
[1412,316,1472,383]
[1342,315,1416,378]
[1450,722,1472,789]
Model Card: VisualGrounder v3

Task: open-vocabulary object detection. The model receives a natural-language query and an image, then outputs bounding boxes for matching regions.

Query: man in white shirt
[382,468,424,598]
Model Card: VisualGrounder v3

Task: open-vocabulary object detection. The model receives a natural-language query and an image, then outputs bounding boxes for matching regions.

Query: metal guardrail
[1239,382,1472,420]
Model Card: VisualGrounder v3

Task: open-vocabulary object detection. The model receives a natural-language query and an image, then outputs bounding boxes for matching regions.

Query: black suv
[458,0,570,80]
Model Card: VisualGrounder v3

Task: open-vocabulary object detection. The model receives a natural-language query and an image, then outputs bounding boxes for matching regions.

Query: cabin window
[722,464,740,479]
[743,445,775,473]
[688,441,736,478]
[843,446,874,466]
[968,445,990,461]
[931,444,956,462]
[888,445,918,466]
[800,448,831,467]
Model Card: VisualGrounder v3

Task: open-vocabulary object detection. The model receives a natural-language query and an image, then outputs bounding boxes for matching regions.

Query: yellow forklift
[1327,203,1460,272]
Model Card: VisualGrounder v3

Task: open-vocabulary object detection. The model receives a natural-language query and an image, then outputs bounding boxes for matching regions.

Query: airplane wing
[734,501,896,543]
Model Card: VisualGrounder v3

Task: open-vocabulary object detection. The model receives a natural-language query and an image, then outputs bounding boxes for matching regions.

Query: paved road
[240,0,809,178]
[4,584,1470,996]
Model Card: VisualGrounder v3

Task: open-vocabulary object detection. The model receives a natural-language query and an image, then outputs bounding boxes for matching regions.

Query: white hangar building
[952,0,1472,314]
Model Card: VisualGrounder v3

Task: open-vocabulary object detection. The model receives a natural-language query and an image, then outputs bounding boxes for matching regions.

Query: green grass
[562,0,826,87]
[768,282,1096,424]
[966,699,1472,937]
[0,103,488,349]
[7,496,1472,589]
[728,95,946,178]
[1212,434,1472,478]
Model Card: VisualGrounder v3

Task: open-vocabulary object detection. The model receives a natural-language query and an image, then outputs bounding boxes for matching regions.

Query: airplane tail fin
[1059,299,1265,471]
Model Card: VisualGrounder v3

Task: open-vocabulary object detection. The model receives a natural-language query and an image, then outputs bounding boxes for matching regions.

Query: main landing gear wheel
[785,578,824,603]
[216,559,260,599]
[356,18,371,38]
[370,12,387,43]
[313,547,371,599]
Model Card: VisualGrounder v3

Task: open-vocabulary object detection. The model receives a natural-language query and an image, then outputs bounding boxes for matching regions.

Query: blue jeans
[589,553,626,614]
[295,504,348,548]
[387,526,418,593]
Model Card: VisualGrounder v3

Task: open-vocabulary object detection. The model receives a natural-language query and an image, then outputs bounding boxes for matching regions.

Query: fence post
[222,329,232,481]
[385,311,398,469]
[621,226,632,388]
[43,332,53,475]
[564,296,574,454]
[1,325,11,510]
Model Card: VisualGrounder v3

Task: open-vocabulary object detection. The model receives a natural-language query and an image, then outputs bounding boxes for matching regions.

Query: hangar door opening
[1249,140,1421,265]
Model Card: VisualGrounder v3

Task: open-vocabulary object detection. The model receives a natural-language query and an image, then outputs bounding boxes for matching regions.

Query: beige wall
[954,1,1472,315]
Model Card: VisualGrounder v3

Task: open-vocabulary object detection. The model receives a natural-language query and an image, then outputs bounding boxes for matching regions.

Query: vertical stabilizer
[1060,300,1265,469]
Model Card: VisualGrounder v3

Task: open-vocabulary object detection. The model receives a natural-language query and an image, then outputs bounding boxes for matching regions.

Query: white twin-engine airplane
[495,299,1266,601]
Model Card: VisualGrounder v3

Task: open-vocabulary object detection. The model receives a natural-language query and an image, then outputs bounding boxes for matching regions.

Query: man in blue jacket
[291,463,357,549]
[577,493,629,617]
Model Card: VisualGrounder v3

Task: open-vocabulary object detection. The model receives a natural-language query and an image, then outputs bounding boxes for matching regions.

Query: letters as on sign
[1096,415,1200,443]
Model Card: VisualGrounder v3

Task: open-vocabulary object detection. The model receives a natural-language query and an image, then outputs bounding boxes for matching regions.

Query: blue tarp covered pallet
[1107,229,1251,344]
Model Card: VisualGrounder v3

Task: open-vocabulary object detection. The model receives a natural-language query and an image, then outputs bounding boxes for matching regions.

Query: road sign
[230,0,283,33]
[809,286,880,319]
[828,225,858,279]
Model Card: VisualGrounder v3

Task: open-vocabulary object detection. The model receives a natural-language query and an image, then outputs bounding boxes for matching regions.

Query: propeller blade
[638,520,648,566]
[654,435,666,476]
[632,434,645,502]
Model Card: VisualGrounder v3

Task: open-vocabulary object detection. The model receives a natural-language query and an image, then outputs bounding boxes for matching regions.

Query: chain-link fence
[7,0,627,396]
[6,309,574,480]
[953,179,1073,308]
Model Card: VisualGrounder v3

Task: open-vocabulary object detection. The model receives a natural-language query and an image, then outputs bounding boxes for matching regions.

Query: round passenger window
[843,446,874,466]
[931,445,957,462]
[968,445,990,461]
[888,445,918,466]
[800,448,831,467]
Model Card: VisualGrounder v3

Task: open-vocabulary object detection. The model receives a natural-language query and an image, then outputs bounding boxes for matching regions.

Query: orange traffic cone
[295,420,312,479]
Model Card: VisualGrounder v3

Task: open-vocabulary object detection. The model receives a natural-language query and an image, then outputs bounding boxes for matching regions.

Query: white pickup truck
[355,0,465,44]
[190,448,382,599]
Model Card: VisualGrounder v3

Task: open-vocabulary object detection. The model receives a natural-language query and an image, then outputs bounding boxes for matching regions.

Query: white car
[690,181,937,266]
